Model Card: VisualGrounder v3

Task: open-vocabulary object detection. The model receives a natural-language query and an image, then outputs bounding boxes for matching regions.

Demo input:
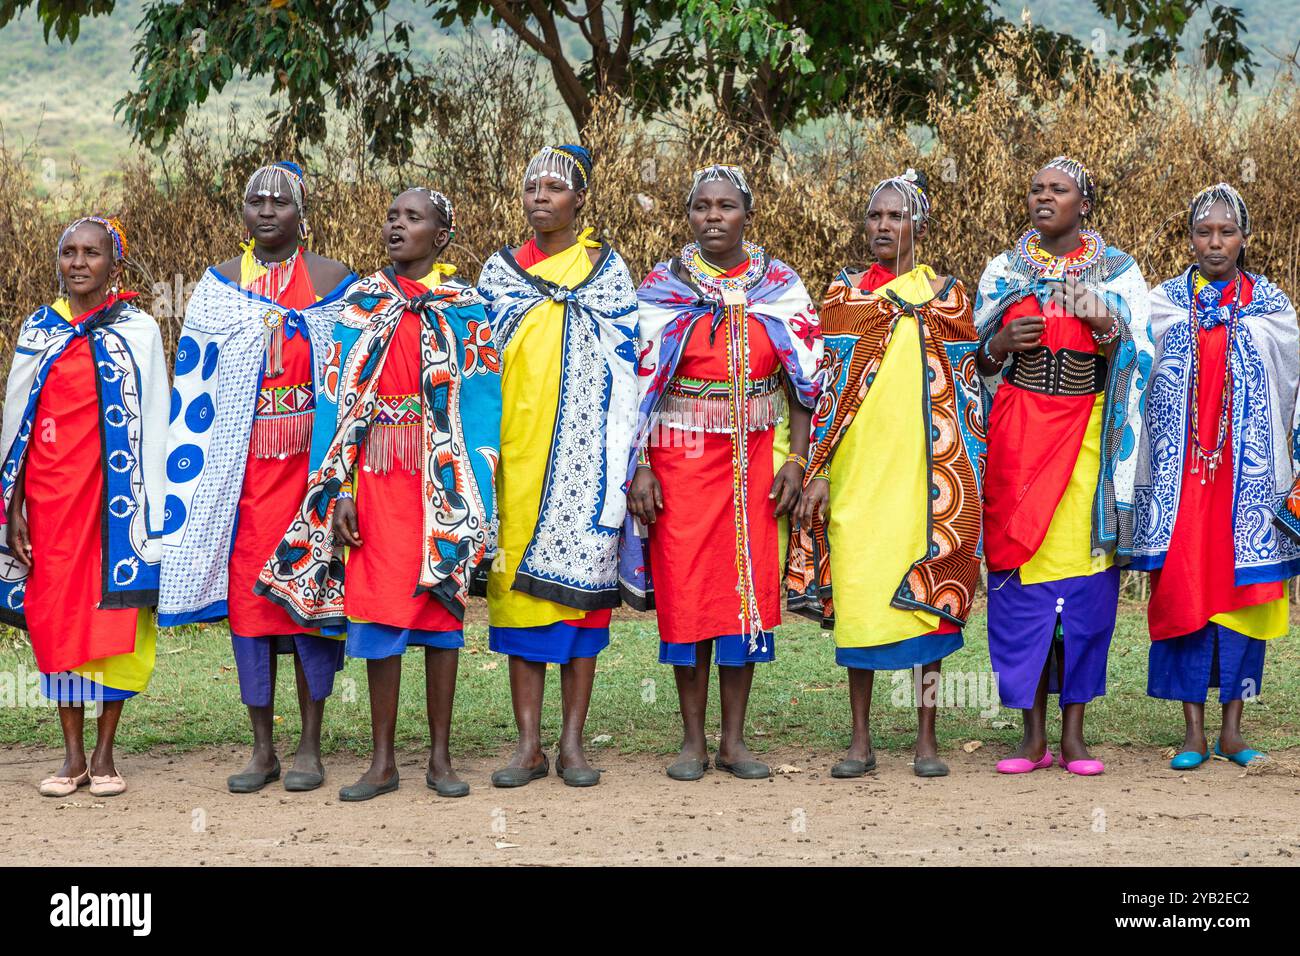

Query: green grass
[2,608,1298,758]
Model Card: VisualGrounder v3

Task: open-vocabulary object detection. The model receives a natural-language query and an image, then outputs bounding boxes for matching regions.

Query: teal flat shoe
[1169,749,1210,770]
[1214,740,1268,767]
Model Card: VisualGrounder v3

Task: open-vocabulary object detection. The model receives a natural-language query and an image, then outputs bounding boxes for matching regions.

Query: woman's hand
[992,315,1045,358]
[4,508,32,568]
[797,477,830,527]
[769,461,803,518]
[332,498,362,547]
[1059,276,1111,332]
[626,467,664,525]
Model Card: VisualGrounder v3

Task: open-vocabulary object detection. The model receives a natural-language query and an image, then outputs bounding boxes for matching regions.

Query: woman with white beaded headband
[477,145,640,789]
[623,163,821,781]
[974,156,1153,777]
[1,216,169,797]
[788,169,985,779]
[158,161,357,795]
[258,187,501,800]
[1135,184,1299,770]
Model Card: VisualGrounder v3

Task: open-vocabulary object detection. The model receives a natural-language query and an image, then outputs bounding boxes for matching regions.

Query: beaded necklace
[1185,268,1241,484]
[1015,227,1104,280]
[679,240,765,293]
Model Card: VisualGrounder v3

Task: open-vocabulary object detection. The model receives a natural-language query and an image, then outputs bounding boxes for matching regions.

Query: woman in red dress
[627,165,822,781]
[159,162,355,794]
[2,216,168,797]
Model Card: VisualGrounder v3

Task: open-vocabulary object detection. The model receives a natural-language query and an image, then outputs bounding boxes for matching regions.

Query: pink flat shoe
[89,774,127,797]
[1058,753,1105,776]
[38,769,90,797]
[996,749,1054,774]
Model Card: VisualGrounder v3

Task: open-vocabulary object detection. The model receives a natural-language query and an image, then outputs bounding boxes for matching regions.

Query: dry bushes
[4,27,1300,382]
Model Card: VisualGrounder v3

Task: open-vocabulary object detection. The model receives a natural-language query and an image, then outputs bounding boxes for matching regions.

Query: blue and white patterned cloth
[157,268,354,625]
[1133,267,1300,583]
[0,299,169,625]
[476,243,639,608]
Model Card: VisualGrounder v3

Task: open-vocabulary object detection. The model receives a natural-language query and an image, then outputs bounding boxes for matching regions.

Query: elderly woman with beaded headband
[158,160,357,795]
[788,168,985,779]
[258,187,500,800]
[1,216,169,797]
[974,155,1153,777]
[623,163,821,782]
[476,144,639,789]
[1133,183,1300,771]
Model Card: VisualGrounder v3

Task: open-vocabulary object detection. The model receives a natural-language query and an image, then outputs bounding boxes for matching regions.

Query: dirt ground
[3,744,1297,866]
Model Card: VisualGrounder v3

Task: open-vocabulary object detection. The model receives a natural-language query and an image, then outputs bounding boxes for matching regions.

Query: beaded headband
[408,187,456,243]
[687,164,753,211]
[523,145,590,192]
[1189,182,1250,235]
[1041,155,1096,203]
[244,161,307,216]
[869,168,930,224]
[58,215,128,261]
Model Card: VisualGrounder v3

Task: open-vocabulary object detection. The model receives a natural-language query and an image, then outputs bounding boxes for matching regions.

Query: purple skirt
[986,566,1120,710]
[230,632,346,708]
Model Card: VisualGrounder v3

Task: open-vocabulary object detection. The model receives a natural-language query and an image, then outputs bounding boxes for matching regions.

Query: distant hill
[1,0,1296,183]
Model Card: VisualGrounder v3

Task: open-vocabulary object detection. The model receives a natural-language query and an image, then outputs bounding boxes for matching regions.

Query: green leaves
[0,0,1265,158]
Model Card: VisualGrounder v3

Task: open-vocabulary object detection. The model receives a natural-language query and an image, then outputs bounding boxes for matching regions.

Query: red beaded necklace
[1186,268,1241,484]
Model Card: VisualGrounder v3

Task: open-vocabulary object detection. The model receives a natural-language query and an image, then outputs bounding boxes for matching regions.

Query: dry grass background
[3,30,1300,366]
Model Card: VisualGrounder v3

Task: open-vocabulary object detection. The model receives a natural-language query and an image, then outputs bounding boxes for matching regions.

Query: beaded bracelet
[812,468,831,483]
[636,446,650,468]
[1091,313,1121,346]
[786,452,809,471]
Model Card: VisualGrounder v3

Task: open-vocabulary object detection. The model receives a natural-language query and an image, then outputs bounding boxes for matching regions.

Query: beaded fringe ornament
[659,372,786,433]
[251,382,314,459]
[364,394,423,474]
[251,411,312,459]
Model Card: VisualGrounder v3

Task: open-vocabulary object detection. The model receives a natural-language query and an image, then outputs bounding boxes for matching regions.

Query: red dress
[983,254,1098,571]
[25,305,140,671]
[1148,274,1281,639]
[647,261,782,644]
[226,260,318,637]
[344,274,461,630]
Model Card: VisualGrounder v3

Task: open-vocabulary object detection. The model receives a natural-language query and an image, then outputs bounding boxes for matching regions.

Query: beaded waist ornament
[252,381,315,459]
[660,370,786,433]
[364,394,423,474]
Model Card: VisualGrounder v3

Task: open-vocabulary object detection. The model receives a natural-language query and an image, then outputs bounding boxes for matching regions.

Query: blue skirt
[1148,622,1266,703]
[346,622,464,659]
[230,632,346,708]
[489,621,609,664]
[836,630,963,671]
[40,672,137,704]
[659,632,775,667]
[986,566,1120,710]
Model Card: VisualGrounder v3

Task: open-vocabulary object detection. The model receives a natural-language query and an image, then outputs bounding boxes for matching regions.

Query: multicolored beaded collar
[679,240,766,294]
[1015,228,1105,280]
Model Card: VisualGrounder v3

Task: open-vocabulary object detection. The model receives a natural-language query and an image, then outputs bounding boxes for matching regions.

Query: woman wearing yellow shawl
[790,170,986,778]
[476,145,639,788]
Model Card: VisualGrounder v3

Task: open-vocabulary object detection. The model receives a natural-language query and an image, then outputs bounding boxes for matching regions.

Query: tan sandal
[38,769,90,797]
[89,774,127,797]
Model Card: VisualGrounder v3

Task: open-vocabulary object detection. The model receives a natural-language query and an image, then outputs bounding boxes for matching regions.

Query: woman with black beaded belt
[974,157,1152,777]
